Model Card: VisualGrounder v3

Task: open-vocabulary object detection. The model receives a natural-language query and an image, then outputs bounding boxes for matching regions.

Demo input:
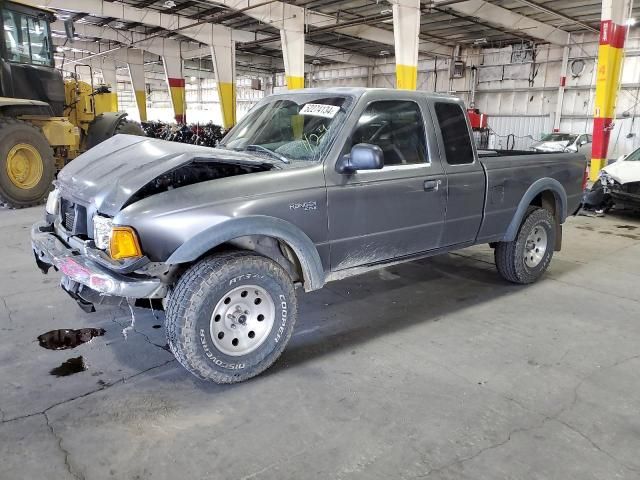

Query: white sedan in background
[531,132,592,160]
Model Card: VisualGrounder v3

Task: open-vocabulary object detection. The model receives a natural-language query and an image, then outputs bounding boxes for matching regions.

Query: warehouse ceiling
[51,0,640,73]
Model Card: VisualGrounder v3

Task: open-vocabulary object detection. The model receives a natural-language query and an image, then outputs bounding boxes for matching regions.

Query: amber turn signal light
[110,226,143,260]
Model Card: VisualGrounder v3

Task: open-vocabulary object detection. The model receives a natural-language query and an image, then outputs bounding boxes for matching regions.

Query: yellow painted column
[127,49,148,122]
[280,15,305,90]
[590,0,632,180]
[217,81,236,129]
[392,0,421,90]
[286,75,305,89]
[168,78,186,124]
[396,65,418,90]
[210,37,237,129]
[134,90,147,122]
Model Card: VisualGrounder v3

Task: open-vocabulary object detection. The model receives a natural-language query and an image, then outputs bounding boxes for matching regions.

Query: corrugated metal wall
[485,115,552,150]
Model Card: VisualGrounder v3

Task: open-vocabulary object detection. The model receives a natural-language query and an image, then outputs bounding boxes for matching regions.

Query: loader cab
[0,0,64,115]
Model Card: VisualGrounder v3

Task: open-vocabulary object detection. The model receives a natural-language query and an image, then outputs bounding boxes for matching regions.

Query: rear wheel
[166,251,297,383]
[494,207,556,284]
[0,118,55,208]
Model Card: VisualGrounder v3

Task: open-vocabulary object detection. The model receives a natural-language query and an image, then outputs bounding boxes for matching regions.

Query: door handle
[423,179,441,192]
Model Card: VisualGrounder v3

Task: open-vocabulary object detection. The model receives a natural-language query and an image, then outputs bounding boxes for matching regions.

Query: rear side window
[434,102,474,165]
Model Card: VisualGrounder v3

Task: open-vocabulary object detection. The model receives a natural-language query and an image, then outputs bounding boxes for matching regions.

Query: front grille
[59,198,87,235]
[622,182,640,194]
[64,210,75,231]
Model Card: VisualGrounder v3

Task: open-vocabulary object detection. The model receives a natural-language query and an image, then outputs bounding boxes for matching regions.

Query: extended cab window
[2,9,52,66]
[350,101,427,166]
[434,102,474,165]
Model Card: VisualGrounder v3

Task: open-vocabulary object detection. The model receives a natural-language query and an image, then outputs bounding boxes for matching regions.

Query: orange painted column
[590,1,631,180]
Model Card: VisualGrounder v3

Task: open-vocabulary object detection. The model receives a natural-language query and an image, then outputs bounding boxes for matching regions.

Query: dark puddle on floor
[38,328,106,350]
[50,357,86,377]
[616,225,638,230]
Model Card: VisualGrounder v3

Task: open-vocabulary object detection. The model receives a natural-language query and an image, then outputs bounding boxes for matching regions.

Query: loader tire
[0,118,55,209]
[115,119,145,136]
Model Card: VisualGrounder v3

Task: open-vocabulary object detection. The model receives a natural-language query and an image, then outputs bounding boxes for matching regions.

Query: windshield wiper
[244,145,290,164]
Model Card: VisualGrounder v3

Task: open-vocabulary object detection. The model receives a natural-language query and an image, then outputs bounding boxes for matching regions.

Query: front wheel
[165,252,297,383]
[494,207,556,284]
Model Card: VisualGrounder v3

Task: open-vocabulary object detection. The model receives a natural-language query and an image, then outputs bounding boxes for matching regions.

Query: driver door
[325,98,447,271]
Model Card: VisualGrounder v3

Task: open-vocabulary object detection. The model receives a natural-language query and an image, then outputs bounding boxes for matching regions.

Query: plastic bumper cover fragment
[31,221,166,299]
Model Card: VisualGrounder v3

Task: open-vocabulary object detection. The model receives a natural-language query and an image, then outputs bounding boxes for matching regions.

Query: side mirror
[579,139,588,146]
[336,143,384,174]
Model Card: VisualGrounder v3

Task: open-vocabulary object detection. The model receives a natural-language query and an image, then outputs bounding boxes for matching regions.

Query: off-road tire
[0,118,55,208]
[115,119,145,136]
[494,206,555,284]
[166,251,298,383]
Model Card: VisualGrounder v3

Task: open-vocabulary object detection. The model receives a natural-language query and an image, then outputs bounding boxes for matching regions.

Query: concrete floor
[1,207,640,480]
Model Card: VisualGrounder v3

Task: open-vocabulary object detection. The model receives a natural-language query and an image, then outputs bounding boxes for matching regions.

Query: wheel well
[530,189,562,251]
[192,235,305,285]
[530,190,558,219]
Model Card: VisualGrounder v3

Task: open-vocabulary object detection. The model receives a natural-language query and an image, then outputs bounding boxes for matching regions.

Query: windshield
[540,133,577,142]
[221,95,348,162]
[624,148,640,161]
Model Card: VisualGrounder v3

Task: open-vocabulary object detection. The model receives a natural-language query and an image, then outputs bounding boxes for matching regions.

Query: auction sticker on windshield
[299,103,340,118]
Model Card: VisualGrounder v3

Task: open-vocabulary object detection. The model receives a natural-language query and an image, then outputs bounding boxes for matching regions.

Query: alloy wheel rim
[210,285,276,356]
[524,225,547,268]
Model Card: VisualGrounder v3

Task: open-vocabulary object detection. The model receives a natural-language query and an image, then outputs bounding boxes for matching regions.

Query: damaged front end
[609,181,640,209]
[31,135,277,313]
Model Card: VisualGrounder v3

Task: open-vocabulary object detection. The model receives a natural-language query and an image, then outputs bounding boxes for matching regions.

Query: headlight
[45,189,60,215]
[93,215,113,250]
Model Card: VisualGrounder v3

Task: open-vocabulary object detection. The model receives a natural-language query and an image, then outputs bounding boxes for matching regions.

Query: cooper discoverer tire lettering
[165,251,297,383]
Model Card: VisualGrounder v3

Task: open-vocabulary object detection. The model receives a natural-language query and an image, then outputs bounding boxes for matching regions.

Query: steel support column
[209,28,236,129]
[280,10,305,89]
[126,49,147,122]
[591,0,632,180]
[553,41,570,132]
[392,0,421,90]
[100,58,119,111]
[163,47,186,124]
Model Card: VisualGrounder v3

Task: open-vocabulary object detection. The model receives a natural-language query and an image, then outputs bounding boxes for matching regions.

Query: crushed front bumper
[31,221,167,302]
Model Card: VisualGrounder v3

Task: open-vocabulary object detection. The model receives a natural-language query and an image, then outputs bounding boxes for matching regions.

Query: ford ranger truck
[31,88,587,383]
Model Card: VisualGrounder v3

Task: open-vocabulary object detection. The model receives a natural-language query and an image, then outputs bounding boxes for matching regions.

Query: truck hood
[56,135,275,216]
[602,159,640,184]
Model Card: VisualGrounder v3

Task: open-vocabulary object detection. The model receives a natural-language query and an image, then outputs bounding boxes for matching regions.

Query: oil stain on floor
[50,356,86,377]
[37,328,106,350]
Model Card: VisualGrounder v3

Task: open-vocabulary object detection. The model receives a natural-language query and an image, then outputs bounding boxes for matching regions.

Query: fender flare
[504,177,568,242]
[85,112,128,149]
[166,215,325,291]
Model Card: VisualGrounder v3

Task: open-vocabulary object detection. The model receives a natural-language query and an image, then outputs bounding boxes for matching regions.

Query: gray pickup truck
[31,88,586,383]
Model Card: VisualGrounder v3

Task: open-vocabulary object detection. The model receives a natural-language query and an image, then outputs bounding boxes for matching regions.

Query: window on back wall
[511,43,534,64]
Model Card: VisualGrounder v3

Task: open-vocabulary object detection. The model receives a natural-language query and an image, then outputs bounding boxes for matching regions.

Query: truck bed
[475,151,586,244]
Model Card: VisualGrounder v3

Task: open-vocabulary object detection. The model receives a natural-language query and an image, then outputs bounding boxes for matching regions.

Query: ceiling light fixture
[164,0,176,8]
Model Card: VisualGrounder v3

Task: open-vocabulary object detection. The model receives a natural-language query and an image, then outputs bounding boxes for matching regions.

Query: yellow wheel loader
[0,0,144,208]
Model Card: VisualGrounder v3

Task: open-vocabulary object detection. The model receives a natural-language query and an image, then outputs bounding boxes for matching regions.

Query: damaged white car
[531,133,592,159]
[599,148,640,209]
